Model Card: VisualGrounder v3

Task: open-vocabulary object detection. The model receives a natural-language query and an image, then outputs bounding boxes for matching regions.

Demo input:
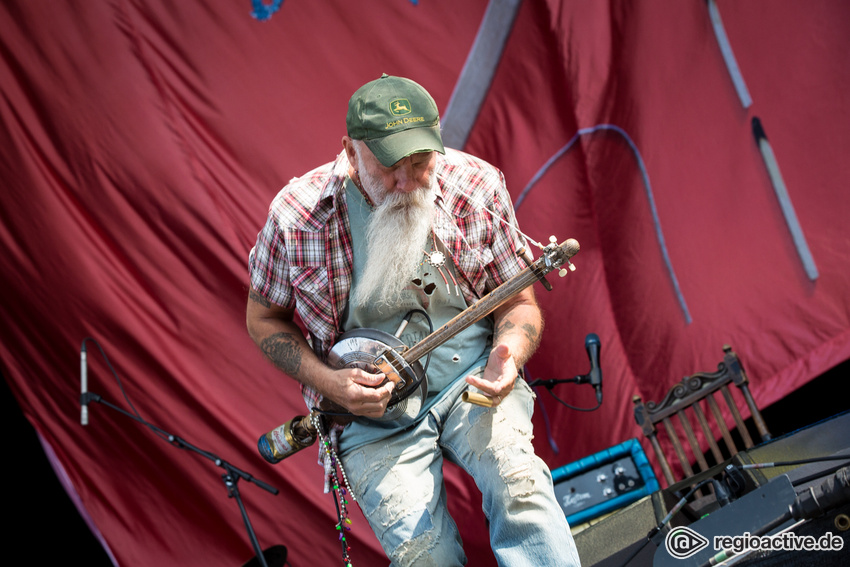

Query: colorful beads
[312,413,356,565]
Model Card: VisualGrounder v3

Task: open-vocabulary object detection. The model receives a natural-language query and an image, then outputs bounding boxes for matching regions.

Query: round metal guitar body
[326,328,427,425]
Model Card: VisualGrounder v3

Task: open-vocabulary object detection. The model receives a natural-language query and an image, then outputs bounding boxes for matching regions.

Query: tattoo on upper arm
[249,288,272,308]
[261,332,302,376]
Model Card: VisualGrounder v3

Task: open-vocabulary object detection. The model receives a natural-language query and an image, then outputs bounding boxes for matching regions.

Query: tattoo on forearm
[494,319,541,364]
[521,322,540,348]
[494,319,516,339]
[249,288,271,308]
[261,332,302,376]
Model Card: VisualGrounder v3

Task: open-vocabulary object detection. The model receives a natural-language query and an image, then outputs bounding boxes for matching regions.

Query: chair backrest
[632,345,771,487]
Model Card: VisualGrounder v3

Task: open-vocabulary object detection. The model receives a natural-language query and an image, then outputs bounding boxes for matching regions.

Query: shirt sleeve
[248,208,297,309]
[483,168,529,288]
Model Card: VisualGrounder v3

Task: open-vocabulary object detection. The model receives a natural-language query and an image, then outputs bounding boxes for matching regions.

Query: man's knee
[384,508,465,567]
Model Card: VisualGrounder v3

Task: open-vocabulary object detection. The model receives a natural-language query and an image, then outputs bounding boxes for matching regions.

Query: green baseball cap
[346,74,445,167]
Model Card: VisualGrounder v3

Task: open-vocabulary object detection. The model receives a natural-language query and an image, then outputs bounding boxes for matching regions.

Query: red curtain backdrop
[2,1,849,565]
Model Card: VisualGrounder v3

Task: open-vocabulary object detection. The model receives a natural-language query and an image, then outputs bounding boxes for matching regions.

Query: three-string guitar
[258,236,579,464]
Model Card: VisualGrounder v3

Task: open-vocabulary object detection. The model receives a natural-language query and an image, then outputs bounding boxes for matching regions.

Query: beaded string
[351,171,375,209]
[312,413,356,566]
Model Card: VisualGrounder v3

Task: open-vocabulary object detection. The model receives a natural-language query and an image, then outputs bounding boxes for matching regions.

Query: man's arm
[246,285,394,417]
[465,286,543,405]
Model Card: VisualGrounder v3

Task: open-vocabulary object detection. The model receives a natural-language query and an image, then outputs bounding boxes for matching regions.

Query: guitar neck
[403,238,578,364]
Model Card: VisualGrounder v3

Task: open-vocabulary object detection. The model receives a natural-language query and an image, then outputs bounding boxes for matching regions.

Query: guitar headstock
[541,236,580,277]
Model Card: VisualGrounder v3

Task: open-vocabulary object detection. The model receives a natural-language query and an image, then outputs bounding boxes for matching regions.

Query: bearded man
[247,74,580,567]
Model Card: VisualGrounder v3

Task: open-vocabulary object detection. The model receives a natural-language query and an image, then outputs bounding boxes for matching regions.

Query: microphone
[80,340,88,426]
[584,333,602,404]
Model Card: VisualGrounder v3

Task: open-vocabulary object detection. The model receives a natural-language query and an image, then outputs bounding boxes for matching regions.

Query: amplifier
[552,438,660,526]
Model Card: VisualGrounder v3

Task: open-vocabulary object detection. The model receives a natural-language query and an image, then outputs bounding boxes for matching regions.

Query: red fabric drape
[2,1,848,565]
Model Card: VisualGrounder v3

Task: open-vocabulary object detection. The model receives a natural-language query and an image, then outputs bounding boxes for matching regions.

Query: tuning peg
[549,235,558,244]
[558,260,576,277]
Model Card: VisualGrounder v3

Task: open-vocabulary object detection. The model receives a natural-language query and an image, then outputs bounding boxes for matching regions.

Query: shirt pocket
[288,266,334,333]
[289,265,328,299]
[455,245,494,297]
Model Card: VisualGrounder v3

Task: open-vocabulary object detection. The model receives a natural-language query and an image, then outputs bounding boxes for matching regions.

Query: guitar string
[433,172,547,252]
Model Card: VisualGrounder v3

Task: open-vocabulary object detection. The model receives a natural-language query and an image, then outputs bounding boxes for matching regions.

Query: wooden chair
[632,345,771,487]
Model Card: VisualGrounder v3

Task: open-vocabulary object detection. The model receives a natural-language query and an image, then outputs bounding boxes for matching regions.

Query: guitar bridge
[374,347,417,391]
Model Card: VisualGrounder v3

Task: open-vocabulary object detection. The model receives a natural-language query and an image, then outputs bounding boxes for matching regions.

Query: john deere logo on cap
[390,99,412,116]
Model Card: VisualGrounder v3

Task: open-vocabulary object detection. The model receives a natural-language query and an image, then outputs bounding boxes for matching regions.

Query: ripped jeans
[338,378,581,567]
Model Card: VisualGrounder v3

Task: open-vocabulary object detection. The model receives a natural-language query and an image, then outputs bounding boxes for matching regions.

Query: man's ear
[341,136,357,165]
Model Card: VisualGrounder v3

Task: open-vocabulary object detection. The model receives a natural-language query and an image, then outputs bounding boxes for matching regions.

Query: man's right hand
[247,286,395,419]
[324,366,395,418]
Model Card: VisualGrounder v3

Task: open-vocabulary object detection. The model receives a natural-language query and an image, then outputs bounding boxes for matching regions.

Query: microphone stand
[525,333,603,412]
[81,392,282,567]
[526,372,602,412]
[526,373,588,390]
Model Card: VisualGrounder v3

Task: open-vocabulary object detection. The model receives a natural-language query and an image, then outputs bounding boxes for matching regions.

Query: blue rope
[516,124,692,324]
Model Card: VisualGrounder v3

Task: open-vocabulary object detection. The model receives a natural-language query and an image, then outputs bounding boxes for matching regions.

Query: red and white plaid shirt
[249,148,528,476]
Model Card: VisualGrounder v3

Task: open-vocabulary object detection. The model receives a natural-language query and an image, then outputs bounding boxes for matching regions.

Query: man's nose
[393,159,418,192]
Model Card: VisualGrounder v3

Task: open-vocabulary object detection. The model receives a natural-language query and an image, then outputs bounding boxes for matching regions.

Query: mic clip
[574,373,592,386]
[80,392,101,405]
[528,374,586,390]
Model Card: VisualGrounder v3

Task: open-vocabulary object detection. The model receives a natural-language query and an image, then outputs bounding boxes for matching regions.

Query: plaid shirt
[249,148,528,475]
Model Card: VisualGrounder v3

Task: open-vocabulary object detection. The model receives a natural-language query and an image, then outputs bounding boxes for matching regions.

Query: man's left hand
[465,344,517,406]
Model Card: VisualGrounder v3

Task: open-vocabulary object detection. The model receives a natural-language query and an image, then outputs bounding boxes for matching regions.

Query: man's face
[344,138,438,309]
[348,140,436,205]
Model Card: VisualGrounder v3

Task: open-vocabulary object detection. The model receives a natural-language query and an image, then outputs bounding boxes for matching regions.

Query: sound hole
[338,352,381,373]
[326,330,428,425]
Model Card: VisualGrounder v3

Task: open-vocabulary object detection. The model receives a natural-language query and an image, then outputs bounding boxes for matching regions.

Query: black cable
[615,537,653,567]
[612,457,850,567]
[616,477,715,567]
[540,387,602,412]
[525,369,602,412]
[791,461,850,488]
[82,337,169,442]
[730,455,850,489]
[738,455,850,470]
[403,308,433,375]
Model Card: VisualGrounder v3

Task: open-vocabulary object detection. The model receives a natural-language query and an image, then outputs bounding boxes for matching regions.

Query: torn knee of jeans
[343,447,397,497]
[387,509,441,566]
[467,410,533,459]
[467,412,537,498]
[376,469,434,521]
[496,448,537,498]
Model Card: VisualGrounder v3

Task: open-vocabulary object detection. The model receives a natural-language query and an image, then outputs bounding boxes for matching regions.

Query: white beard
[351,174,436,311]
